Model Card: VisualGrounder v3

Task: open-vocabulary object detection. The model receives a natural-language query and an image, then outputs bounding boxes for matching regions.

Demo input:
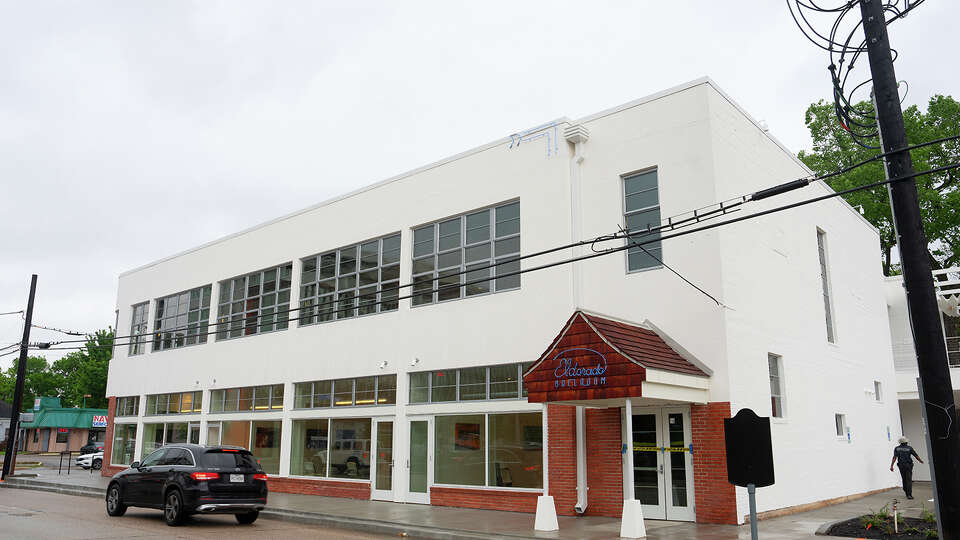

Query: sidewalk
[0,469,934,539]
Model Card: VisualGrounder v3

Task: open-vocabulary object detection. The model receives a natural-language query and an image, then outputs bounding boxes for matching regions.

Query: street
[0,489,387,539]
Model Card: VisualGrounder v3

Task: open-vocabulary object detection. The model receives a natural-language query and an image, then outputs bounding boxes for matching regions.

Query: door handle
[658,464,663,474]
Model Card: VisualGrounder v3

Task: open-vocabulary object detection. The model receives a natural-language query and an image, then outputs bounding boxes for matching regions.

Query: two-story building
[102,78,902,526]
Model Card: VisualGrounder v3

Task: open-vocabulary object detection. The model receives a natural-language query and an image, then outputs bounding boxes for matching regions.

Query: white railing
[948,336,960,367]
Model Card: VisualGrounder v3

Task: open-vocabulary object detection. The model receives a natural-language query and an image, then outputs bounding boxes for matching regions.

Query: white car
[76,451,103,470]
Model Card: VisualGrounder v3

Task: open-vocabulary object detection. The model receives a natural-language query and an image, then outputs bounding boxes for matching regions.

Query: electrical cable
[33,161,960,353]
[0,310,24,317]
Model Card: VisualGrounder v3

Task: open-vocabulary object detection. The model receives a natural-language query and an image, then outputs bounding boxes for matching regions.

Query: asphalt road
[0,489,388,539]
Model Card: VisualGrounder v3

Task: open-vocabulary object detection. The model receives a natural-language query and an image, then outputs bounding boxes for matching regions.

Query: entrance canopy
[523,311,710,406]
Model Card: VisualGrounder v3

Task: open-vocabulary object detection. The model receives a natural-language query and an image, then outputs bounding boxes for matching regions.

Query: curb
[0,480,538,540]
[814,518,843,536]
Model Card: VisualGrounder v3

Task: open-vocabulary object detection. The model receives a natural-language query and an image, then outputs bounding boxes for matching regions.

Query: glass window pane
[333,379,354,407]
[377,375,397,405]
[465,243,490,263]
[360,241,379,270]
[625,189,659,213]
[413,226,434,258]
[628,245,662,271]
[339,246,357,274]
[488,413,542,488]
[381,234,401,265]
[437,270,461,302]
[312,380,332,408]
[435,415,485,486]
[431,371,456,402]
[458,367,487,400]
[319,253,337,279]
[291,419,328,477]
[355,376,376,405]
[624,170,657,195]
[409,372,429,404]
[111,424,137,465]
[270,384,284,409]
[412,274,434,306]
[626,207,661,235]
[253,387,270,410]
[330,419,371,479]
[490,364,520,399]
[465,210,490,244]
[495,236,520,257]
[495,257,520,291]
[238,387,254,411]
[412,257,434,275]
[294,383,312,409]
[221,420,251,449]
[437,250,461,269]
[223,388,239,412]
[252,421,282,475]
[438,218,461,251]
[142,423,164,456]
[465,263,491,296]
[495,202,520,237]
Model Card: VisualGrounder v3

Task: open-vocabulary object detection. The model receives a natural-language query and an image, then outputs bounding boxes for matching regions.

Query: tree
[52,329,113,409]
[798,95,960,276]
[0,356,63,411]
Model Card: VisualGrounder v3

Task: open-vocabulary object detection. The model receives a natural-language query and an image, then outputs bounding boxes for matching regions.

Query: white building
[886,268,960,482]
[103,78,901,525]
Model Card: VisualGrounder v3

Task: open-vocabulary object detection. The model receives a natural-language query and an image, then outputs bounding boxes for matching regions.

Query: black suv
[80,441,104,455]
[105,444,268,526]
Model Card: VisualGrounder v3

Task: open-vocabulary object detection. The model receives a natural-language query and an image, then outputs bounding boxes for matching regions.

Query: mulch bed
[827,516,937,539]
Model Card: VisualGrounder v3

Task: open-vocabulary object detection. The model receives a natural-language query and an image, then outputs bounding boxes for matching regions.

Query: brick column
[101,396,122,477]
[691,401,737,524]
[585,407,623,517]
[546,404,577,516]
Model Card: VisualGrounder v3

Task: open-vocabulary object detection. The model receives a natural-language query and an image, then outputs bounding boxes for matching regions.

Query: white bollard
[620,499,647,539]
[534,495,559,531]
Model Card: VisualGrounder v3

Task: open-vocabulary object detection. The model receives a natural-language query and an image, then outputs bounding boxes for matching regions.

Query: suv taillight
[191,472,220,481]
[253,474,268,481]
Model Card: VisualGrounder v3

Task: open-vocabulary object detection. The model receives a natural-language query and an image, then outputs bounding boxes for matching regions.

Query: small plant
[920,504,937,523]
[924,528,939,539]
[904,526,921,534]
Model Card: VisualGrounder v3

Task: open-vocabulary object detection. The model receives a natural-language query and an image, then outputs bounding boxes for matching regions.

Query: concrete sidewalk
[0,469,935,539]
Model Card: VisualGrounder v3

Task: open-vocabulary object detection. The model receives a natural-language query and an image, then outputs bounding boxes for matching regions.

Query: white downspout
[575,405,588,514]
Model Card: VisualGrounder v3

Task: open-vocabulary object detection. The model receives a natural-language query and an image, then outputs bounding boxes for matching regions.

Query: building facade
[19,397,107,453]
[886,267,960,482]
[103,78,901,525]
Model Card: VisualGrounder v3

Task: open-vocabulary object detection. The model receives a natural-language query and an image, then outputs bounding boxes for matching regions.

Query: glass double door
[631,407,694,521]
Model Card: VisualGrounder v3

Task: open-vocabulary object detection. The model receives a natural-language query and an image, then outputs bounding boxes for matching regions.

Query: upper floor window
[817,229,836,343]
[874,380,883,402]
[153,286,212,352]
[768,354,784,418]
[412,201,520,306]
[145,391,203,415]
[129,302,149,356]
[623,170,662,272]
[217,264,292,340]
[835,413,847,437]
[408,362,532,404]
[299,233,401,325]
[294,374,397,409]
[115,396,140,417]
[210,384,284,412]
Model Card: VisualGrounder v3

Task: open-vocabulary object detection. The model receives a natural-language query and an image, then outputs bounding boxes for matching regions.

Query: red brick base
[691,402,737,524]
[266,476,371,499]
[585,407,623,518]
[431,486,540,513]
[101,396,117,479]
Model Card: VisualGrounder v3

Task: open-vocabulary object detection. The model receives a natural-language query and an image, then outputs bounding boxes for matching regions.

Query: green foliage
[861,504,893,534]
[799,95,960,275]
[925,528,939,538]
[921,504,937,523]
[0,329,113,410]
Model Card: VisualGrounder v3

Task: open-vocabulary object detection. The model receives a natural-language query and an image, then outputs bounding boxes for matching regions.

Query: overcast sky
[1,1,955,367]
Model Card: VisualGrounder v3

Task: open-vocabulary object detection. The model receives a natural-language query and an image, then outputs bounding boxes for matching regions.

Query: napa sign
[553,347,607,389]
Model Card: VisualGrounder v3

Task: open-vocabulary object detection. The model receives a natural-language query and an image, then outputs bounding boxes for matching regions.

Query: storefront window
[458,367,486,400]
[330,419,371,479]
[435,415,485,486]
[377,375,396,405]
[409,363,527,403]
[290,419,329,477]
[431,371,456,402]
[488,413,542,488]
[489,365,519,399]
[56,429,69,444]
[111,424,137,465]
[220,420,251,448]
[354,377,376,406]
[252,421,282,474]
[143,423,164,455]
[409,373,429,404]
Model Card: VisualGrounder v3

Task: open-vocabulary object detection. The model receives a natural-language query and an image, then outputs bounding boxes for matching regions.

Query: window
[290,419,330,477]
[294,375,396,409]
[202,420,282,474]
[623,169,662,271]
[111,424,137,465]
[144,391,202,415]
[142,422,188,455]
[330,419,371,479]
[116,396,140,417]
[768,354,784,418]
[141,449,166,468]
[210,385,284,412]
[835,413,847,437]
[817,229,836,343]
[300,233,401,325]
[408,363,528,404]
[56,429,69,444]
[434,412,543,489]
[216,264,292,340]
[412,202,520,306]
[129,302,149,355]
[152,286,212,351]
[874,380,883,402]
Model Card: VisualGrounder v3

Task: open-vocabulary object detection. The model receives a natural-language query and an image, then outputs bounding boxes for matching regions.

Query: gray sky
[1,1,955,367]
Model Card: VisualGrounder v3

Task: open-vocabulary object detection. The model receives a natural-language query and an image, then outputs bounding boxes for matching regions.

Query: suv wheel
[106,484,127,517]
[164,489,185,526]
[92,459,102,470]
[235,511,259,525]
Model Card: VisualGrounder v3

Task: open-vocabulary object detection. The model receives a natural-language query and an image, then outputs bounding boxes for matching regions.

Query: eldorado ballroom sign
[552,348,608,389]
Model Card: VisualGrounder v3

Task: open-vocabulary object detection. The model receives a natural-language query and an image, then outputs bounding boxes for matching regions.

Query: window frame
[817,228,837,343]
[152,285,213,352]
[298,233,401,326]
[56,428,69,444]
[115,396,140,417]
[622,168,663,273]
[216,263,293,341]
[293,374,397,410]
[408,363,530,404]
[411,201,521,307]
[767,354,785,419]
[144,391,203,416]
[874,380,883,402]
[210,384,285,413]
[129,302,150,356]
[835,413,847,438]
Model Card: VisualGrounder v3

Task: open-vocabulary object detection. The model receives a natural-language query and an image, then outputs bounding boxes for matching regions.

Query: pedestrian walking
[889,436,924,499]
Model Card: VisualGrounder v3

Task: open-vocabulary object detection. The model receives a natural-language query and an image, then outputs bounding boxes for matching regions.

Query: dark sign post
[724,408,775,540]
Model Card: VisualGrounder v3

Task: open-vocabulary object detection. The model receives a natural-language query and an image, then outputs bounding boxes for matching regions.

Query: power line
[33,160,960,353]
[0,310,24,317]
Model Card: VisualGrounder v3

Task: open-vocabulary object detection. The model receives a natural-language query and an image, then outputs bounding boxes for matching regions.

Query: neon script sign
[553,348,607,389]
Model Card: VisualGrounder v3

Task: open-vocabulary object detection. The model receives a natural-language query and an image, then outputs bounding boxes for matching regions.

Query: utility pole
[1,275,37,481]
[859,2,960,538]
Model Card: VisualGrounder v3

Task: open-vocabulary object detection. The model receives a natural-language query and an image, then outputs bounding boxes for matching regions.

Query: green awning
[20,407,108,429]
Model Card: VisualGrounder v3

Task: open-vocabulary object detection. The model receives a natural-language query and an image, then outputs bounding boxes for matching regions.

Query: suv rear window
[202,450,259,469]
